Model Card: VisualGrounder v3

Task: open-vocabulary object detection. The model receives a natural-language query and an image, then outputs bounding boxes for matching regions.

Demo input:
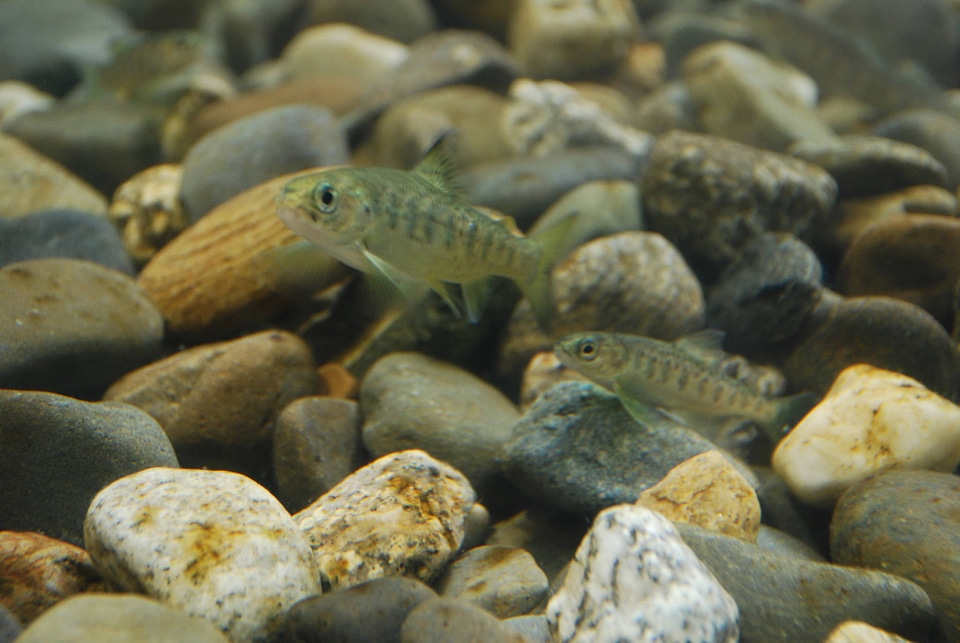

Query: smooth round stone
[874,108,960,191]
[0,259,163,398]
[0,133,107,218]
[788,135,948,198]
[400,598,529,643]
[486,510,587,584]
[179,104,348,220]
[833,470,960,641]
[633,81,699,135]
[547,505,739,643]
[781,292,960,398]
[0,209,134,275]
[0,531,104,624]
[837,214,960,326]
[676,523,936,643]
[755,525,827,563]
[360,352,519,499]
[283,576,436,643]
[0,80,54,126]
[500,381,723,515]
[104,330,320,480]
[435,546,548,618]
[303,0,437,44]
[0,390,178,545]
[85,467,321,642]
[824,621,912,643]
[642,130,838,273]
[683,40,834,152]
[503,615,550,643]
[272,396,365,513]
[294,450,476,590]
[706,233,823,354]
[0,604,20,643]
[281,23,409,83]
[108,164,188,267]
[15,593,228,643]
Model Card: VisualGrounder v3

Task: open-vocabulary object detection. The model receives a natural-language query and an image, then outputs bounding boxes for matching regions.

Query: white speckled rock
[84,467,321,643]
[772,364,960,508]
[546,504,739,643]
[294,449,476,590]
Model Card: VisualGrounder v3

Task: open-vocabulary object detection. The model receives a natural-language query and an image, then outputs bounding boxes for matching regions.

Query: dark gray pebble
[874,108,960,191]
[0,604,20,643]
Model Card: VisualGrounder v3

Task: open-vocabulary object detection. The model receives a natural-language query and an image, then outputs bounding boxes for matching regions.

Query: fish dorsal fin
[476,206,523,237]
[413,130,460,197]
[673,329,726,363]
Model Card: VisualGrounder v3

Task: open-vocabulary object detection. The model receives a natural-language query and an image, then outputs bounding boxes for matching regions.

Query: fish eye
[314,183,338,213]
[577,338,599,361]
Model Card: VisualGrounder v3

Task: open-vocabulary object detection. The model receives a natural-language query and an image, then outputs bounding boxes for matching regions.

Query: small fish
[554,330,816,442]
[275,133,572,331]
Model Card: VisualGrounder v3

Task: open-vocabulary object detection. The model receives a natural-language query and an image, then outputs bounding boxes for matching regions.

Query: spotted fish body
[555,331,815,441]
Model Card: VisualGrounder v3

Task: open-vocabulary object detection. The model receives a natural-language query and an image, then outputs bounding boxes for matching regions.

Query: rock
[788,135,948,198]
[84,467,320,642]
[832,470,960,642]
[874,108,960,191]
[677,523,936,642]
[0,81,54,127]
[546,504,739,643]
[302,0,436,44]
[0,208,133,275]
[281,23,409,83]
[824,620,914,643]
[272,396,365,513]
[500,381,724,515]
[636,450,761,543]
[486,509,586,584]
[293,450,476,590]
[503,615,551,643]
[642,129,837,274]
[108,164,188,268]
[0,604,19,643]
[15,593,228,643]
[705,232,823,354]
[0,531,104,624]
[633,81,699,135]
[283,576,436,643]
[104,330,320,480]
[755,525,827,562]
[400,597,529,643]
[434,546,549,618]
[0,133,107,219]
[507,0,639,80]
[0,390,178,545]
[526,180,643,250]
[683,41,834,152]
[316,362,360,399]
[837,214,960,326]
[179,104,349,220]
[360,352,519,499]
[651,10,757,80]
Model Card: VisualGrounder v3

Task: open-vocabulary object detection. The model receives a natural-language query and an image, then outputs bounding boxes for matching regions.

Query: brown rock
[108,164,188,267]
[317,362,359,399]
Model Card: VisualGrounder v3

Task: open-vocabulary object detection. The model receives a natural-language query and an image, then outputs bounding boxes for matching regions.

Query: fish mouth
[552,338,577,367]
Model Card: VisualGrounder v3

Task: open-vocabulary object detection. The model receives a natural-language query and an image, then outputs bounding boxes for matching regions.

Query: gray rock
[0,258,164,399]
[0,604,20,643]
[283,576,436,643]
[651,10,758,79]
[0,390,178,545]
[399,598,529,643]
[677,523,936,643]
[874,108,960,191]
[832,470,960,642]
[15,593,228,643]
[435,546,549,618]
[179,104,348,220]
[755,525,827,563]
[633,81,700,135]
[0,209,134,275]
[500,381,722,515]
[502,614,550,643]
[486,509,587,584]
[303,0,437,44]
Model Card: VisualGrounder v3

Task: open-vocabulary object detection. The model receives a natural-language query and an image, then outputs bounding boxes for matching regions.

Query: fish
[554,330,816,442]
[275,133,573,331]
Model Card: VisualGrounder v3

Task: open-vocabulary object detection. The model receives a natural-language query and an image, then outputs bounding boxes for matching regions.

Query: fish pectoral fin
[425,280,467,320]
[359,245,425,302]
[612,379,669,428]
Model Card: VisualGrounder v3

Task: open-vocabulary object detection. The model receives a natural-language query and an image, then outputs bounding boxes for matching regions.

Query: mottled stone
[15,593,228,643]
[360,352,518,498]
[833,470,960,642]
[272,396,365,513]
[85,467,320,642]
[283,576,436,643]
[108,164,187,267]
[824,621,913,643]
[677,523,935,642]
[281,23,409,83]
[401,598,529,643]
[0,531,104,624]
[547,505,739,643]
[642,130,837,272]
[0,391,178,546]
[435,546,548,618]
[104,330,320,480]
[875,108,960,191]
[303,0,436,44]
[293,450,476,590]
[501,382,722,515]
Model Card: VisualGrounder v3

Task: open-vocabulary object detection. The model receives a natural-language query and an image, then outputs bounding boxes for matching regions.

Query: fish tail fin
[521,211,582,333]
[765,391,819,442]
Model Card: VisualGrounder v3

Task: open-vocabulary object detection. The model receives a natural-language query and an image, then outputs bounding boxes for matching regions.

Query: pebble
[0,530,105,624]
[281,23,409,84]
[293,450,477,590]
[641,129,838,273]
[0,605,19,643]
[755,525,827,563]
[500,381,724,515]
[282,576,436,643]
[434,545,548,618]
[399,597,530,643]
[503,615,550,643]
[0,80,54,126]
[108,164,188,267]
[15,593,229,643]
[84,467,320,642]
[677,523,936,642]
[546,504,739,643]
[486,509,588,584]
[360,352,519,499]
[0,390,178,546]
[104,330,320,480]
[178,104,349,220]
[832,470,960,642]
[874,108,960,191]
[302,0,437,44]
[651,10,757,79]
[0,259,164,398]
[633,80,699,134]
[824,621,913,643]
